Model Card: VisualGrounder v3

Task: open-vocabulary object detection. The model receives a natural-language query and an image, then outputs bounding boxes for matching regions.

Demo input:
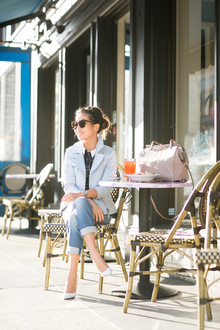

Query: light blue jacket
[60,136,117,215]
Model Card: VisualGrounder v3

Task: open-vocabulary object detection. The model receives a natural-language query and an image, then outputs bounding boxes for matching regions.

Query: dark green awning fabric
[0,0,46,28]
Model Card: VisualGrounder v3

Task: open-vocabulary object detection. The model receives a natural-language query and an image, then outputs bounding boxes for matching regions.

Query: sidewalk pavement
[1,219,220,330]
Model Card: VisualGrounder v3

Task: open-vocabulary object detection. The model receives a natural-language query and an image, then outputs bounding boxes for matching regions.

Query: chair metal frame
[38,208,61,259]
[44,213,69,290]
[123,160,220,313]
[43,163,130,292]
[2,163,54,239]
[195,171,220,330]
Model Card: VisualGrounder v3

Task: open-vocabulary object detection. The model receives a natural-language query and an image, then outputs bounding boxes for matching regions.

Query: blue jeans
[62,197,110,255]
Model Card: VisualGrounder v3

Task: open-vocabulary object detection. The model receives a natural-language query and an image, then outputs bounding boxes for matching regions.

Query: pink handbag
[137,140,189,182]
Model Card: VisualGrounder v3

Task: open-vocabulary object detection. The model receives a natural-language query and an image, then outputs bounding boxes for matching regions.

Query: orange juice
[124,159,136,174]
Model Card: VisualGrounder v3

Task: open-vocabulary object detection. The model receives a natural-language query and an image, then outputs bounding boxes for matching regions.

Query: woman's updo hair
[75,106,112,140]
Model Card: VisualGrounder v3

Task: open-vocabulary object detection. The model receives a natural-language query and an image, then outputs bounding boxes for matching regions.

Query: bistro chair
[2,163,54,239]
[44,212,68,289]
[42,210,66,267]
[38,207,61,259]
[44,163,130,292]
[122,160,220,313]
[0,163,30,209]
[81,163,129,293]
[195,171,220,330]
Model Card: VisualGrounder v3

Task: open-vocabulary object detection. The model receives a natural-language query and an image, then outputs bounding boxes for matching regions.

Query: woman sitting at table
[60,106,117,299]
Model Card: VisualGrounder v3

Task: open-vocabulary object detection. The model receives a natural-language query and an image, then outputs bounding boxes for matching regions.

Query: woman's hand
[88,199,104,223]
[61,192,81,203]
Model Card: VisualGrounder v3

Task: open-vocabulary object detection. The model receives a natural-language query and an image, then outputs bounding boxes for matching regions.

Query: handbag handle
[150,139,176,150]
[150,141,161,149]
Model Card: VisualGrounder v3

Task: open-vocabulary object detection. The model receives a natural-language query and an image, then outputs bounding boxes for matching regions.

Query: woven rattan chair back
[198,167,220,228]
[110,166,121,203]
[110,163,125,230]
[196,171,220,330]
[28,163,54,206]
[0,163,30,200]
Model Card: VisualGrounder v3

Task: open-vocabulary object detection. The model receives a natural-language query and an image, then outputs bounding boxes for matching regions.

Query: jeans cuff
[66,246,81,255]
[80,226,97,237]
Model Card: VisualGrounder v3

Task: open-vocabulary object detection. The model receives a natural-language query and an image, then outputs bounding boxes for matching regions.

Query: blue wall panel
[20,62,30,163]
[0,46,31,209]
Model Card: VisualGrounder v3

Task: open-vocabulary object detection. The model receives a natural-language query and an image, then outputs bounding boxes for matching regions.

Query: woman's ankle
[65,272,77,293]
[91,255,109,273]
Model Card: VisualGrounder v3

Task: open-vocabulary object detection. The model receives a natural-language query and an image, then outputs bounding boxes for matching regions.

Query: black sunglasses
[71,119,93,130]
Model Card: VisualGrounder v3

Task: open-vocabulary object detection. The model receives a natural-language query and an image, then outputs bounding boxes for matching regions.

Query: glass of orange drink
[124,159,136,174]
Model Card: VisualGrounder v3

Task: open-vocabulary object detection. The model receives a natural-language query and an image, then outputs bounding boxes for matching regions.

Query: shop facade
[0,0,219,258]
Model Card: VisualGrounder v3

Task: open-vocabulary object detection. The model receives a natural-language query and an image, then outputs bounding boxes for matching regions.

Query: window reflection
[124,22,131,159]
[176,0,215,211]
[116,13,130,166]
[0,62,21,161]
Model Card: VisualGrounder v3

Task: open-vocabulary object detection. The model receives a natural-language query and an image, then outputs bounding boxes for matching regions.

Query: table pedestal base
[82,255,116,263]
[14,227,40,235]
[111,282,178,299]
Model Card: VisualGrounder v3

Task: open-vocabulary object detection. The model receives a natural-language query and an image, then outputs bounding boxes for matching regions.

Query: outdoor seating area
[1,1,220,329]
[1,161,220,330]
[0,217,220,330]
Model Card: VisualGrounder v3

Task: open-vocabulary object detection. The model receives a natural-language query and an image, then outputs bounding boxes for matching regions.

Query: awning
[0,0,46,28]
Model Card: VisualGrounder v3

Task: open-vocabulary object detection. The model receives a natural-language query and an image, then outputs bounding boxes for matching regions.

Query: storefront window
[0,62,21,161]
[124,22,132,159]
[54,69,60,203]
[116,13,131,166]
[176,0,215,211]
[86,55,90,105]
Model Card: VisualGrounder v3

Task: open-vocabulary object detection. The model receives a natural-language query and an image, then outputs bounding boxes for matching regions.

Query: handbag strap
[186,164,194,188]
[150,165,194,221]
[150,195,178,221]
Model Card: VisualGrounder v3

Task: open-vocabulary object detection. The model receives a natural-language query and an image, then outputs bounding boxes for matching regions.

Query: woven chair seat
[44,222,115,234]
[44,222,66,233]
[3,198,28,207]
[95,223,115,232]
[195,249,220,265]
[126,230,196,246]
